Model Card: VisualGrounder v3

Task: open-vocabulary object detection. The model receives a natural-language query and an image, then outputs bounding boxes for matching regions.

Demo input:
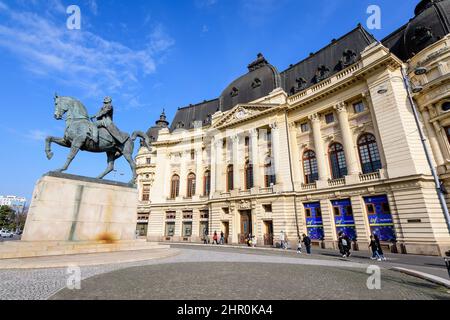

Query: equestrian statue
[45,94,151,184]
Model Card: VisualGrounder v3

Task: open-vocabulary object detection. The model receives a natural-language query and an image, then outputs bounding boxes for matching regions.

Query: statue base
[22,172,138,242]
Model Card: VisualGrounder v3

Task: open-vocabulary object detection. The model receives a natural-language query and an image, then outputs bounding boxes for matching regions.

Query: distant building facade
[136,0,450,256]
[0,195,26,214]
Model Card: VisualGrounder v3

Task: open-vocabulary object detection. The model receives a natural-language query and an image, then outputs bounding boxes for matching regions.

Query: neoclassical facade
[136,0,450,256]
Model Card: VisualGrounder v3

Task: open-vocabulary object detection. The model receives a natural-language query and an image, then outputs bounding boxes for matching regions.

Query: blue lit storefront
[331,199,357,241]
[364,195,397,242]
[304,202,324,240]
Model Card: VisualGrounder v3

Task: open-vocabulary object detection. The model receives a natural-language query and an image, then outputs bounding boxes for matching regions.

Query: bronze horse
[45,95,150,184]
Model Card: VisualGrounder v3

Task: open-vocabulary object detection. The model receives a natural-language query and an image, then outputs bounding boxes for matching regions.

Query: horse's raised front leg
[45,136,68,160]
[97,151,116,179]
[56,137,84,173]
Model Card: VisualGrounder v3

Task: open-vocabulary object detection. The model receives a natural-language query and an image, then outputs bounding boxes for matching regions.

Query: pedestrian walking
[296,238,302,254]
[280,230,286,249]
[302,233,311,254]
[369,234,382,261]
[213,231,219,245]
[220,231,225,245]
[374,234,386,261]
[252,234,257,247]
[338,231,351,258]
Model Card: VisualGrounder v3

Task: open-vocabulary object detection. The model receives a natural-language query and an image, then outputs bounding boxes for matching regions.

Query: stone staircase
[0,239,169,259]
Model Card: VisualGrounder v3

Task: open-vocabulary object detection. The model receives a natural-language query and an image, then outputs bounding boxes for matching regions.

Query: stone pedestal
[22,172,138,242]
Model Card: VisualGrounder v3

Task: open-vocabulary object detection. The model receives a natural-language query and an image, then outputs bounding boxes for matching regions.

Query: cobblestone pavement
[51,262,450,300]
[1,247,449,300]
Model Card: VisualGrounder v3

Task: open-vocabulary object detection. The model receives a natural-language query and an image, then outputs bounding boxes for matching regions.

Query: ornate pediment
[213,103,278,129]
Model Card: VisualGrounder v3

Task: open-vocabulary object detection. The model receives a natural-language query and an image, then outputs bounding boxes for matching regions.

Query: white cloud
[87,0,98,15]
[25,129,49,142]
[0,3,174,98]
[195,0,218,8]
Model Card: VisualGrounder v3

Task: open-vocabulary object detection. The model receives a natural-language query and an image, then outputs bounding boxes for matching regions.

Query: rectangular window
[183,211,193,219]
[263,204,272,213]
[333,206,341,217]
[316,207,322,217]
[300,123,310,133]
[353,101,365,113]
[190,150,195,160]
[142,184,150,201]
[165,222,175,237]
[146,158,151,164]
[166,211,176,220]
[366,204,375,214]
[182,222,192,237]
[305,208,311,217]
[346,205,353,216]
[325,113,335,124]
[381,202,390,214]
[200,210,209,219]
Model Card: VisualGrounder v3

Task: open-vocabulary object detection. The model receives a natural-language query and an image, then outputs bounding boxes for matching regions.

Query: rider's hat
[103,96,112,104]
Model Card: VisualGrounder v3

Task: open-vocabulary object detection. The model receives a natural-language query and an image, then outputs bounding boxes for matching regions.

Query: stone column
[213,139,225,193]
[432,121,450,161]
[289,122,302,186]
[251,128,260,188]
[335,102,360,175]
[233,135,241,190]
[422,107,445,167]
[195,147,203,196]
[179,151,187,198]
[270,123,280,185]
[309,113,328,183]
[210,137,217,196]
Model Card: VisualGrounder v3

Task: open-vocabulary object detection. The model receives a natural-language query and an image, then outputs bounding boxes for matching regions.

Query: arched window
[227,165,234,191]
[303,150,319,184]
[170,175,180,199]
[358,133,382,174]
[244,161,254,190]
[187,173,196,198]
[264,157,276,187]
[203,170,211,196]
[329,143,347,179]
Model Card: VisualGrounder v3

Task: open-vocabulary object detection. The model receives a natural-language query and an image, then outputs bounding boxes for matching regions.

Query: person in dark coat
[374,234,386,261]
[302,234,312,254]
[338,231,351,258]
[369,234,382,261]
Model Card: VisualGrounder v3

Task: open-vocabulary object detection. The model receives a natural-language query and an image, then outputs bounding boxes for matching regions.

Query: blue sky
[0,0,419,201]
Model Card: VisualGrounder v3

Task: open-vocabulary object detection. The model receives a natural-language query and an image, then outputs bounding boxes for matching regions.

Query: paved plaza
[0,244,449,300]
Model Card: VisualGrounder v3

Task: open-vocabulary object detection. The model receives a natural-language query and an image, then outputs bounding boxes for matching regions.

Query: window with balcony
[227,165,234,191]
[186,173,196,198]
[358,133,382,174]
[329,143,347,179]
[303,150,319,184]
[170,175,180,199]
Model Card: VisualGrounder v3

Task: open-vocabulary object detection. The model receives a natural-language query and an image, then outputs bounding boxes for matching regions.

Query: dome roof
[146,110,169,143]
[382,0,450,61]
[219,53,281,112]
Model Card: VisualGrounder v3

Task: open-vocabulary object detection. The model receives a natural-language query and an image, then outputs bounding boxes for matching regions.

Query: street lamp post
[401,67,450,234]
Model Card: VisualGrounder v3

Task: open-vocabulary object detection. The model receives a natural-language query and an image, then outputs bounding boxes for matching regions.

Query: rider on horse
[91,97,127,144]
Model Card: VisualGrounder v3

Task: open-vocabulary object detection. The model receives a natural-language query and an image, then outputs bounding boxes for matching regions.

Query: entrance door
[239,210,252,244]
[222,221,229,244]
[264,221,273,246]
